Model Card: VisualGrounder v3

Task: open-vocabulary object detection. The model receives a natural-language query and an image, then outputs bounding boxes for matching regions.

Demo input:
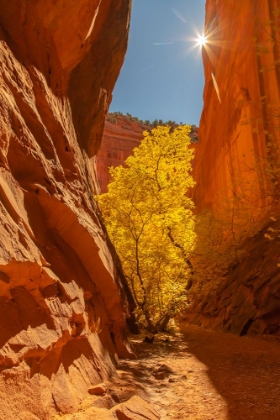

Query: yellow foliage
[96,125,196,331]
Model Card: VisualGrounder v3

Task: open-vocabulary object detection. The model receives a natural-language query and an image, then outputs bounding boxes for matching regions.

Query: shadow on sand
[180,324,280,420]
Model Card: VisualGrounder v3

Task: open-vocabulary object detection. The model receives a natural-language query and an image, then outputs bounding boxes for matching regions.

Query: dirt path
[56,325,280,419]
[117,325,280,419]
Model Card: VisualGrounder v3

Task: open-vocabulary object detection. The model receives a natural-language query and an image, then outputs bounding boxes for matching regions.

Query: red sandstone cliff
[0,1,133,418]
[97,117,150,192]
[187,0,280,336]
[194,0,280,215]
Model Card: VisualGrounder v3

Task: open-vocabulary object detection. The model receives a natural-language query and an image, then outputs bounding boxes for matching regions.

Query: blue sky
[110,0,206,126]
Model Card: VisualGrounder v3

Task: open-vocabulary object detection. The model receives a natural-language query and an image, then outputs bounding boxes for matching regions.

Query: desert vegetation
[96,125,196,332]
[106,112,199,142]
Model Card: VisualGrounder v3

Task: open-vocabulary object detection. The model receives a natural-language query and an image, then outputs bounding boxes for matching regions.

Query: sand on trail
[117,325,280,419]
[55,325,280,419]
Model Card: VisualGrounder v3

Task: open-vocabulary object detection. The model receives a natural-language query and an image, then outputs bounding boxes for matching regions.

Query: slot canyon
[0,0,279,419]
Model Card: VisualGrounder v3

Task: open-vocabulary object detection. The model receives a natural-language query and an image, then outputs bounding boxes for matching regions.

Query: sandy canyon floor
[56,325,280,419]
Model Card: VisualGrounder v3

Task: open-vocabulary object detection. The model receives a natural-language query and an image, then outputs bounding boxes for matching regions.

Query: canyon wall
[187,0,280,336]
[97,117,150,192]
[194,0,280,215]
[0,1,133,419]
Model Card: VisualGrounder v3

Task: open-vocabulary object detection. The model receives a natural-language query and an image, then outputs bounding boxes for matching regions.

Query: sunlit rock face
[0,1,133,418]
[193,0,280,215]
[187,1,280,336]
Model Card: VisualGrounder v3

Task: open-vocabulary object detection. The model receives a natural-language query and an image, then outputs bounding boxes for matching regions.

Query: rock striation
[193,0,280,215]
[0,1,133,419]
[187,0,280,336]
[97,117,150,192]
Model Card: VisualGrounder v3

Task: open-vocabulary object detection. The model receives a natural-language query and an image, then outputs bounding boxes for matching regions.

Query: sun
[196,34,207,47]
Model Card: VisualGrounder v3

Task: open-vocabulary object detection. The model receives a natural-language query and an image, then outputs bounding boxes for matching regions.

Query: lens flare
[196,34,207,47]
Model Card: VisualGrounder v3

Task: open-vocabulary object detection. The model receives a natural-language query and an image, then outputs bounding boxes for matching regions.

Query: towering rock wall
[187,0,280,337]
[194,0,280,216]
[0,1,133,418]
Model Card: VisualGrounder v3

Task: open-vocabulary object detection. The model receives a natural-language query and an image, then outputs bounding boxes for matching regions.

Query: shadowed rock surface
[0,1,134,418]
[186,218,280,336]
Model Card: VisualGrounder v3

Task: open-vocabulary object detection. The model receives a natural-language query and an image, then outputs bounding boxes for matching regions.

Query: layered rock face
[97,117,150,192]
[194,0,280,214]
[0,1,133,418]
[187,0,280,336]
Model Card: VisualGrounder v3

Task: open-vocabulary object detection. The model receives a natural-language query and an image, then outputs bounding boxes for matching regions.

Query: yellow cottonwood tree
[96,125,196,332]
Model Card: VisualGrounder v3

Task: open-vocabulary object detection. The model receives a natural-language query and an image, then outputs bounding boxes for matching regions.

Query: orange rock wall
[186,0,280,337]
[0,1,133,419]
[193,0,280,216]
[97,119,149,192]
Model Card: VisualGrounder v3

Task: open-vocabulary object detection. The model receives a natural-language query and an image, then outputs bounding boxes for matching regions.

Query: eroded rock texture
[187,0,280,336]
[0,1,133,418]
[186,218,280,336]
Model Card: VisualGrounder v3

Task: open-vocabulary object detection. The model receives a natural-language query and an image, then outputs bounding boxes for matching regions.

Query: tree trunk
[144,310,156,333]
[158,313,171,332]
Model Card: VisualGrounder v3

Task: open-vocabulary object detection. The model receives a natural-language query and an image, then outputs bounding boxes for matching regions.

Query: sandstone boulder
[111,395,160,420]
[88,383,107,396]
